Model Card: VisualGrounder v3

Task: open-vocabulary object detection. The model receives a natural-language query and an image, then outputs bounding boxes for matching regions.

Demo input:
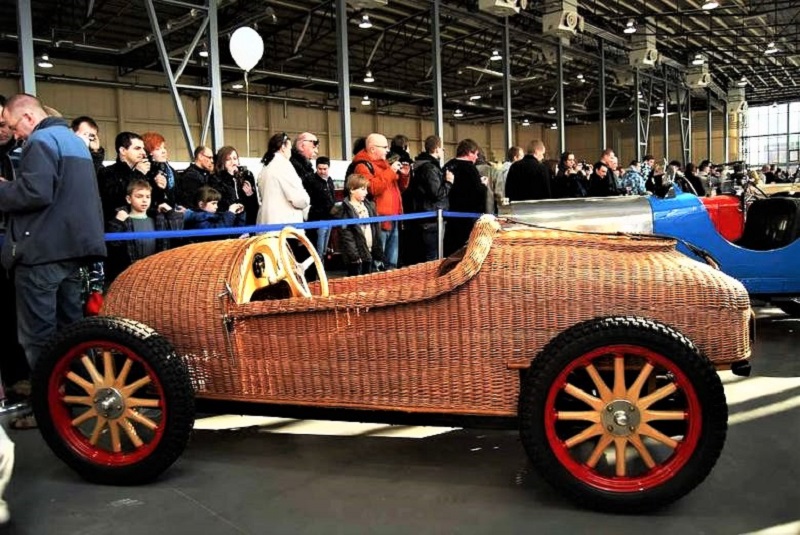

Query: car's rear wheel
[32,316,195,485]
[519,316,727,513]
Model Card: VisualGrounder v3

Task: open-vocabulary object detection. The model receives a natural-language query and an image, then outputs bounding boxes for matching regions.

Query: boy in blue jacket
[182,185,246,242]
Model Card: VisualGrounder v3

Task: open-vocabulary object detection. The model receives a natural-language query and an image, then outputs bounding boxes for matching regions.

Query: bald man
[352,133,406,269]
[0,94,106,386]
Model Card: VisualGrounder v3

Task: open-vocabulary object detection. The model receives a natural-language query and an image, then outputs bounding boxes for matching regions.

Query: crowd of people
[0,90,790,470]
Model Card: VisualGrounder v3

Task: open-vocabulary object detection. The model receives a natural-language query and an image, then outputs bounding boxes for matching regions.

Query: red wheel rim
[544,344,702,492]
[48,340,168,466]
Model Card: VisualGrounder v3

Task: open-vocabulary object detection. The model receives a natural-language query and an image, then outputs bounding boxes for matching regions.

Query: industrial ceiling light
[550,122,558,130]
[764,42,778,55]
[37,53,53,68]
[547,106,556,114]
[469,94,482,101]
[363,69,374,83]
[361,95,371,106]
[623,19,637,34]
[772,101,778,108]
[692,53,705,66]
[521,118,530,126]
[198,43,209,58]
[490,49,502,61]
[453,108,464,118]
[701,0,719,9]
[231,82,244,90]
[576,73,584,82]
[358,14,372,29]
[737,76,748,87]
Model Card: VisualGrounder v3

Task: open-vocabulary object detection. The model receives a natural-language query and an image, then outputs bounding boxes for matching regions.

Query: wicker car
[32,216,754,513]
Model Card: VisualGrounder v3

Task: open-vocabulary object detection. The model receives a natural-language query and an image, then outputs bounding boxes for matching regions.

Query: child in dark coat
[332,174,385,276]
[105,178,183,285]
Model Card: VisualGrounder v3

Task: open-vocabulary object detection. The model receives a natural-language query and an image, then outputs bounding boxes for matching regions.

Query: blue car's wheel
[777,298,800,317]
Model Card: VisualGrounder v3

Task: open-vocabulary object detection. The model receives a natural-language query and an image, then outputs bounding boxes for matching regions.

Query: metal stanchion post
[0,368,30,416]
[437,209,444,259]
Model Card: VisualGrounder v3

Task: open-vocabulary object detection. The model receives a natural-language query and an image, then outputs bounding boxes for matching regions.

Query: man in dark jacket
[443,138,488,256]
[96,131,149,222]
[176,145,215,207]
[70,116,106,173]
[0,95,29,396]
[0,94,106,378]
[404,135,453,263]
[290,131,318,185]
[505,139,552,201]
[302,156,336,258]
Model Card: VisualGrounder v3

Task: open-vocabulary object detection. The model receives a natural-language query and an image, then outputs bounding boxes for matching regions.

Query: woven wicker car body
[503,183,800,315]
[32,215,754,513]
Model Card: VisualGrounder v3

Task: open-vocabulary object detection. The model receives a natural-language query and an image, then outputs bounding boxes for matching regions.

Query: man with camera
[71,116,106,172]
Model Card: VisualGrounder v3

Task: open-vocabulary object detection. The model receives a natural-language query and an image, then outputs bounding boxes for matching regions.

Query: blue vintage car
[501,184,800,315]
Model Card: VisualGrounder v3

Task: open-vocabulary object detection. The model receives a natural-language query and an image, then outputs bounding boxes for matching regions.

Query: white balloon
[229,27,264,72]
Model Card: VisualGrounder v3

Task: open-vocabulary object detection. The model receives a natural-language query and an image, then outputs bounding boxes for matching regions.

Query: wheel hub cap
[602,399,641,436]
[93,387,125,419]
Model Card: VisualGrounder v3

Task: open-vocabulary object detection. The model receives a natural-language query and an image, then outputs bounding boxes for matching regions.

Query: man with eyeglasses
[176,145,216,208]
[290,132,319,182]
[290,132,320,242]
[0,94,106,428]
[352,133,405,270]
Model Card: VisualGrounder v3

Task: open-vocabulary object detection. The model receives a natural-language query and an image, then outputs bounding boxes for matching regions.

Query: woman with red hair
[142,131,179,210]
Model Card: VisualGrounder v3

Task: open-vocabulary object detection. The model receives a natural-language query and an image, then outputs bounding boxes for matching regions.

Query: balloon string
[245,71,251,158]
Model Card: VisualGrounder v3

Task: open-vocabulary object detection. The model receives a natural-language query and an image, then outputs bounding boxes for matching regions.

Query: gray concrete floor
[1,307,798,535]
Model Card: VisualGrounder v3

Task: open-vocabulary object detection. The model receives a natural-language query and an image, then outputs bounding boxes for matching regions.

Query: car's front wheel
[519,316,727,513]
[32,316,195,485]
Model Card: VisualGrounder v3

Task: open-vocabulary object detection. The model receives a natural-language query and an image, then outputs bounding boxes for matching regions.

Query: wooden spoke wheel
[278,226,329,298]
[519,317,727,513]
[32,317,195,485]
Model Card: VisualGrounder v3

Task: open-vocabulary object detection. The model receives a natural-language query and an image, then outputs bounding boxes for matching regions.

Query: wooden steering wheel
[278,227,329,298]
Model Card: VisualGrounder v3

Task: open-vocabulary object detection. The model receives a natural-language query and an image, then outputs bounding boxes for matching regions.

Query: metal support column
[706,88,713,161]
[431,0,443,139]
[144,0,201,159]
[557,41,565,154]
[663,80,669,160]
[634,70,642,161]
[638,73,653,160]
[336,0,352,159]
[599,40,607,150]
[207,0,224,151]
[723,100,729,163]
[678,87,692,165]
[16,0,36,94]
[502,17,512,151]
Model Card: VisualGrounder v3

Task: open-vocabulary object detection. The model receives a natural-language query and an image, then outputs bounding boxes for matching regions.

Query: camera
[152,161,169,175]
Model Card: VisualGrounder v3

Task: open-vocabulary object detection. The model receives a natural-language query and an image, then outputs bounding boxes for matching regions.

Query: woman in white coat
[256,132,310,227]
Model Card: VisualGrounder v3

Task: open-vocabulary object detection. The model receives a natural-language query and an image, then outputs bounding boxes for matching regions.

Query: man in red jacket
[351,133,407,269]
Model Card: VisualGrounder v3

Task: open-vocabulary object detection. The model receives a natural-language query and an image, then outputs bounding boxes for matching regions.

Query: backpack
[345,159,373,179]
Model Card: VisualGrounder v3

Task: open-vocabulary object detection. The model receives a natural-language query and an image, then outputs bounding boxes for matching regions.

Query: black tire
[777,299,800,317]
[32,316,195,485]
[519,316,727,513]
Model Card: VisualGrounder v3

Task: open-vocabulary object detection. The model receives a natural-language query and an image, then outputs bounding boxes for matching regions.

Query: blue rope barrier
[101,210,486,242]
[0,210,488,244]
